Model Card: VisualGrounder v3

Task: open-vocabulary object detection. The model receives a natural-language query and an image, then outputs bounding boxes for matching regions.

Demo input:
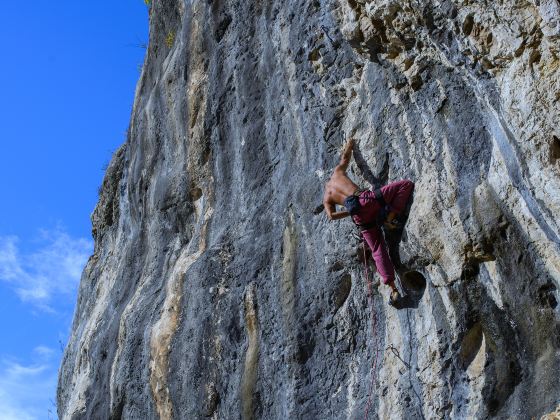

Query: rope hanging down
[360,219,424,419]
[362,242,381,420]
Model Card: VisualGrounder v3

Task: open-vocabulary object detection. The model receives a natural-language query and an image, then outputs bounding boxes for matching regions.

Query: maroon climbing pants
[351,179,414,285]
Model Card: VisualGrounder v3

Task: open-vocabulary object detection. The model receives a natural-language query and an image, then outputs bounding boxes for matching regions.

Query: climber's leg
[380,179,414,216]
[361,227,395,287]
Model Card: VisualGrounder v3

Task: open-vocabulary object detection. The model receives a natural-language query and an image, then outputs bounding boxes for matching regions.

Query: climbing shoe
[389,289,401,306]
[384,218,403,230]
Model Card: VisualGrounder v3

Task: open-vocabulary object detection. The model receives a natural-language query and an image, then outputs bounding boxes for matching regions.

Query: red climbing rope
[363,241,381,420]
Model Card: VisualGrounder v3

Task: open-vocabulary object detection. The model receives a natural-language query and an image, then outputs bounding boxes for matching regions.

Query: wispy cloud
[0,351,58,420]
[0,228,92,311]
[34,346,56,360]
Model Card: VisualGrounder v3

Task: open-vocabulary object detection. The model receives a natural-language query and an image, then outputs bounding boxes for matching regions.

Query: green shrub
[166,31,175,48]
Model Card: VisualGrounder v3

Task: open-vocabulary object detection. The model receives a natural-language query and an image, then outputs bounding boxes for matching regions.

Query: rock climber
[323,137,414,305]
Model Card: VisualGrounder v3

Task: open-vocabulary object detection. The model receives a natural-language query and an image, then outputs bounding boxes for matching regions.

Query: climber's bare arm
[331,210,350,220]
[325,202,350,221]
[335,138,354,172]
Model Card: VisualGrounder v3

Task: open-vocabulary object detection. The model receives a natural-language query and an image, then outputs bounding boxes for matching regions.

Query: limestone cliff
[58,0,560,418]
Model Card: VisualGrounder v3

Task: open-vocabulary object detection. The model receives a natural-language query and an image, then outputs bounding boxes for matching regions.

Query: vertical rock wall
[58,0,560,418]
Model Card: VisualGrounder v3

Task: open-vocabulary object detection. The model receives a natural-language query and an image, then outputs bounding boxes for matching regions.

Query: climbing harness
[345,187,386,216]
[343,188,369,216]
[345,187,389,231]
[362,242,381,420]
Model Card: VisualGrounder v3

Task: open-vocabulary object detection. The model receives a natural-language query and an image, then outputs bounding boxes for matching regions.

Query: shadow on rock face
[459,322,483,369]
[537,282,558,310]
[333,274,352,313]
[403,270,427,293]
[393,270,427,309]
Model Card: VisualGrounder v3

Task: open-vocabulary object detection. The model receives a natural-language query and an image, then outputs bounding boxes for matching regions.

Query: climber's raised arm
[335,138,354,172]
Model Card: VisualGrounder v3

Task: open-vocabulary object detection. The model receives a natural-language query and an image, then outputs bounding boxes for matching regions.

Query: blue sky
[0,1,148,418]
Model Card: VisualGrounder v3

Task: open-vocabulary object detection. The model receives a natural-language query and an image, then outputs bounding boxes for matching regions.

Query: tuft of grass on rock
[166,31,175,48]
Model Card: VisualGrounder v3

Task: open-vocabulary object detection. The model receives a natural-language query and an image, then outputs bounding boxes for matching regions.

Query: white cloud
[33,346,55,360]
[0,357,58,420]
[0,228,92,311]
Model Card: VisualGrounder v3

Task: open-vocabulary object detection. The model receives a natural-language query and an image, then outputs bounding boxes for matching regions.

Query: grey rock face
[58,0,560,419]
